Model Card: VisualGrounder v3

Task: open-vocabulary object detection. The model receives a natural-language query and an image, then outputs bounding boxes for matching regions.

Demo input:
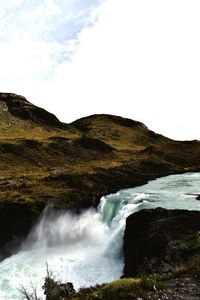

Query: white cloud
[0,0,99,82]
[1,0,200,140]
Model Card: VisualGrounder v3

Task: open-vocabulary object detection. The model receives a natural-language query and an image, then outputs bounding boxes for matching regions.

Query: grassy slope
[0,93,200,251]
[1,101,200,210]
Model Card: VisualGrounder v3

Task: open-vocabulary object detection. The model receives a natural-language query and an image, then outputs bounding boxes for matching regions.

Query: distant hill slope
[0,92,200,257]
[0,92,62,127]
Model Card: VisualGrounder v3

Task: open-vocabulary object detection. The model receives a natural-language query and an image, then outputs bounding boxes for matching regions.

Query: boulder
[123,208,200,277]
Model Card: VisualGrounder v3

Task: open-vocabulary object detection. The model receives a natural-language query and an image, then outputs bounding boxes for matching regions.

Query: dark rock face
[74,136,114,153]
[123,208,200,277]
[0,201,45,259]
[0,93,62,127]
[196,195,200,200]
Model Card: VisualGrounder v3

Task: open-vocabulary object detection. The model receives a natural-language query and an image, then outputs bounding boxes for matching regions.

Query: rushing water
[0,172,200,299]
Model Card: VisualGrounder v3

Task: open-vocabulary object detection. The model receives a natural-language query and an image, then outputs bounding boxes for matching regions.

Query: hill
[0,92,200,256]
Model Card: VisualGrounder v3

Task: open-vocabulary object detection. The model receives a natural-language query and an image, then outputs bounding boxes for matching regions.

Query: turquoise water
[0,172,200,299]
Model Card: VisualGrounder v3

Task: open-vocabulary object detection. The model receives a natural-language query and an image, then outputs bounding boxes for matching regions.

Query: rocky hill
[0,92,200,257]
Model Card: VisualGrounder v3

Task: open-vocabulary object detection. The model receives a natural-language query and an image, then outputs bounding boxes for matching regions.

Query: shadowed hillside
[0,92,200,256]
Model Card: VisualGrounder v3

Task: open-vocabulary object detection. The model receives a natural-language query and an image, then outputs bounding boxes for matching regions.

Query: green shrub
[72,277,163,300]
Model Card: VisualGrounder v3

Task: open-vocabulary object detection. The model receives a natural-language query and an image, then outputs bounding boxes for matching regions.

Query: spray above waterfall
[25,207,110,250]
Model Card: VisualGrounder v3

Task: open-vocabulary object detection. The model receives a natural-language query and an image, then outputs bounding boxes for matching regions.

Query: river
[0,172,200,299]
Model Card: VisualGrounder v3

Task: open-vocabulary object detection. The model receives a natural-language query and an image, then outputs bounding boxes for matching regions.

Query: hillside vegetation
[0,92,200,256]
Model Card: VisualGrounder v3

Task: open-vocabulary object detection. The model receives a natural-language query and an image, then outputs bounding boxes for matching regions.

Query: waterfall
[0,172,200,299]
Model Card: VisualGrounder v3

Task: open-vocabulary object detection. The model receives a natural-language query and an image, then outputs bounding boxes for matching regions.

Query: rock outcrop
[0,93,62,127]
[123,208,200,277]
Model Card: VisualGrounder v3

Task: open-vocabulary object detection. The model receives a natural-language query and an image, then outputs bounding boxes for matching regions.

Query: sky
[0,0,200,141]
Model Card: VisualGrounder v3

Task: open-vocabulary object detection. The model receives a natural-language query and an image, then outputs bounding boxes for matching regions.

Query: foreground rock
[123,208,200,277]
[43,277,75,300]
[0,92,200,257]
[147,277,200,300]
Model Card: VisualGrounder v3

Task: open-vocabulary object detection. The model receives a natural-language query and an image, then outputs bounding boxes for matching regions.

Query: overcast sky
[1,0,200,140]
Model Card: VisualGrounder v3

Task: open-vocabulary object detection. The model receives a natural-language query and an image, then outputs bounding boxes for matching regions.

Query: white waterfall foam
[25,208,109,250]
[0,207,126,300]
[0,172,200,299]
